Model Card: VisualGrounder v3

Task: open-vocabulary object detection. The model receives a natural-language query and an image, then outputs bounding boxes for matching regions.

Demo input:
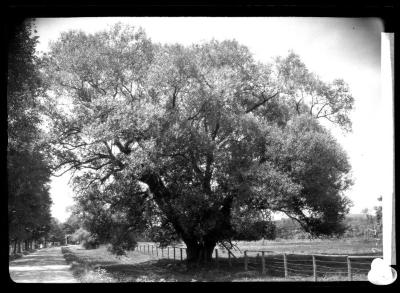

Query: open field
[62,238,381,282]
[139,238,382,256]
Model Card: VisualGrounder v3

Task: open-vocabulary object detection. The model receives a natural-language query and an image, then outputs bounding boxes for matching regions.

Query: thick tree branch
[245,92,279,113]
[113,138,134,155]
[171,86,178,109]
[211,114,220,141]
[103,141,124,169]
[203,152,214,193]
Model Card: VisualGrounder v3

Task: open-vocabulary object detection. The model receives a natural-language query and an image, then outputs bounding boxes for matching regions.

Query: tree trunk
[13,241,17,254]
[17,241,21,253]
[185,240,216,265]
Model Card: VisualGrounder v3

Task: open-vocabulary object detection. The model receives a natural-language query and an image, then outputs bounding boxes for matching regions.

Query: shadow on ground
[62,245,372,282]
[62,246,258,282]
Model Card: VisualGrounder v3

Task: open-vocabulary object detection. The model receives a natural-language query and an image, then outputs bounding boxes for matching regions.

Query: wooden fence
[243,250,379,281]
[135,243,379,281]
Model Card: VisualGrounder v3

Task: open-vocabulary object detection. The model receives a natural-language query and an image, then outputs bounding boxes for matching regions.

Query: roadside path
[9,246,78,283]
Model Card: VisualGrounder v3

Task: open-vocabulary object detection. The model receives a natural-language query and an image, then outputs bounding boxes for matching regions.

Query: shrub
[83,234,100,249]
[71,228,91,243]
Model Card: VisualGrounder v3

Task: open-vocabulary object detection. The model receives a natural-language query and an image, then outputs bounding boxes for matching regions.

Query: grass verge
[61,246,115,282]
[61,245,371,282]
[9,249,38,262]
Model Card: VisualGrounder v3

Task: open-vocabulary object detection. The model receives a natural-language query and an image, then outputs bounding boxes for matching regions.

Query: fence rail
[134,243,379,281]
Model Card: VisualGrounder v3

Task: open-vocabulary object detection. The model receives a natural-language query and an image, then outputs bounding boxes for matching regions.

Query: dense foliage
[47,218,66,244]
[41,24,354,262]
[7,19,53,253]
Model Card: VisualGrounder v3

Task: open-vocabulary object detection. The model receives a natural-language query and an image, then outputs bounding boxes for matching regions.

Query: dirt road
[9,246,78,283]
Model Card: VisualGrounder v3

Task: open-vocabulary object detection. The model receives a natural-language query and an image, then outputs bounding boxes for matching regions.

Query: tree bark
[185,240,216,265]
[140,172,231,267]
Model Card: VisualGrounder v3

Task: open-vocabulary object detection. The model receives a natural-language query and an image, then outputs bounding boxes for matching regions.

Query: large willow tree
[41,24,353,263]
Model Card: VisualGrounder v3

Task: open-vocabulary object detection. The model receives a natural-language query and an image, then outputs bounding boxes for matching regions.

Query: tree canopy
[41,24,354,262]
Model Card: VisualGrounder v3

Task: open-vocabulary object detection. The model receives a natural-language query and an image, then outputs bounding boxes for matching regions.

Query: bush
[82,234,99,249]
[107,230,137,255]
[71,228,91,243]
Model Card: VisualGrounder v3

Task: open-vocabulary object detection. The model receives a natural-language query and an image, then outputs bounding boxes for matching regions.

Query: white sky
[34,17,391,222]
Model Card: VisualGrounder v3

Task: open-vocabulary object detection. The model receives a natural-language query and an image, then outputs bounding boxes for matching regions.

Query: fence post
[174,247,176,261]
[168,247,170,259]
[261,251,266,274]
[244,251,248,271]
[312,255,317,282]
[152,245,154,255]
[283,253,288,279]
[180,248,183,261]
[215,249,219,268]
[148,244,150,254]
[347,257,352,281]
[156,246,158,257]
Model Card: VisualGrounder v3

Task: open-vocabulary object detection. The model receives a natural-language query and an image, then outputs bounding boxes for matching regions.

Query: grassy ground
[61,239,378,282]
[236,238,382,255]
[139,238,382,257]
[9,248,39,261]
